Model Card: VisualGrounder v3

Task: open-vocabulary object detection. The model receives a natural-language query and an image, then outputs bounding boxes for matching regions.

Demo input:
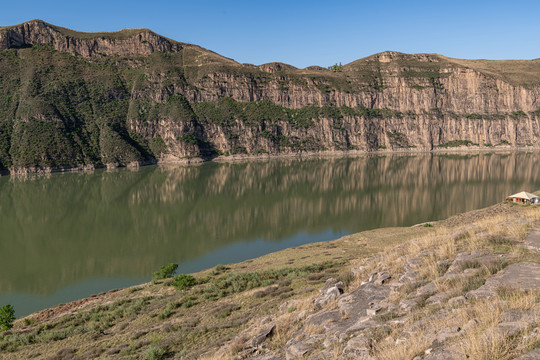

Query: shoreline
[15,202,535,320]
[2,145,540,177]
[2,202,539,359]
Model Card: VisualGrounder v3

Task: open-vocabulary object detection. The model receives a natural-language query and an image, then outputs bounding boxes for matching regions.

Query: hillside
[1,203,539,359]
[0,20,540,173]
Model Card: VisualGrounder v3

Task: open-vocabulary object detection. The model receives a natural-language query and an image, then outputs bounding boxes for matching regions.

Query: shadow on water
[1,152,539,316]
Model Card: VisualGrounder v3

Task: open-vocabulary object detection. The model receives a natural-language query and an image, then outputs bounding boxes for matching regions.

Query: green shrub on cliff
[149,136,168,155]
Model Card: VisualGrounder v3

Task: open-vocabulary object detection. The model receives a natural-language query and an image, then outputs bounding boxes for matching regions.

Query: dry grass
[373,290,539,359]
[458,291,539,359]
[374,327,433,360]
[370,205,540,360]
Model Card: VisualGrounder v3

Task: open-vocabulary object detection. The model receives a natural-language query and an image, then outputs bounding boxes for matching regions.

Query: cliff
[0,20,540,172]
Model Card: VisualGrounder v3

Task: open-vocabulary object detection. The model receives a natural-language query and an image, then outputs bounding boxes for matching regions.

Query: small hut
[506,191,539,205]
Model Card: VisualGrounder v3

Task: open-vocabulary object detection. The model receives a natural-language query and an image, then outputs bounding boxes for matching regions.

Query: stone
[467,262,540,299]
[432,326,461,346]
[313,278,344,309]
[251,324,275,347]
[448,295,467,306]
[426,292,450,305]
[342,336,372,358]
[366,307,382,316]
[516,349,540,359]
[374,272,391,285]
[500,309,539,324]
[520,231,540,253]
[415,282,437,297]
[423,346,464,360]
[285,335,323,360]
[405,257,424,270]
[337,282,389,318]
[399,298,418,311]
[461,318,479,332]
[285,341,312,359]
[307,310,341,330]
[399,271,419,283]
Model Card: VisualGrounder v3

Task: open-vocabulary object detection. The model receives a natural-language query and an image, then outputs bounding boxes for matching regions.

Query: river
[1,152,539,317]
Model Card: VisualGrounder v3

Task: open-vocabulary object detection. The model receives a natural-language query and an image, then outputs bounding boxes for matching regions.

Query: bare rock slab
[521,231,540,253]
[516,349,540,359]
[467,262,540,299]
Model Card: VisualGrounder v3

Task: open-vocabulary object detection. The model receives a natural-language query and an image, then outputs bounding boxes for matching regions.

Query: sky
[1,0,539,68]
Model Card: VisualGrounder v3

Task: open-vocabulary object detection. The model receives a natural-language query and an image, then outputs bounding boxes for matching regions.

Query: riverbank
[1,203,539,359]
[2,145,540,176]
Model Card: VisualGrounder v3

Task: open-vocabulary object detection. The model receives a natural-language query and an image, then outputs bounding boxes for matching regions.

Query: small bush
[0,305,15,331]
[142,346,166,360]
[153,263,178,280]
[182,297,196,308]
[180,134,198,145]
[171,274,196,290]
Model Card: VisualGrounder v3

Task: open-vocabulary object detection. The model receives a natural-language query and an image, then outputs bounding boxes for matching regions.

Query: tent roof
[508,191,539,200]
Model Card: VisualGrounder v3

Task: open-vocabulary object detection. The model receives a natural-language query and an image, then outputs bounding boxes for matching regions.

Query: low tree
[0,304,15,331]
[328,62,344,72]
[153,263,178,280]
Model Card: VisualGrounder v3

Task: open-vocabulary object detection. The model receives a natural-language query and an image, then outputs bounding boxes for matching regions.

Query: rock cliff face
[0,19,181,57]
[0,20,539,172]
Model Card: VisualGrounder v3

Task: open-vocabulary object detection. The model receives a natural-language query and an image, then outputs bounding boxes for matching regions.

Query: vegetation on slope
[1,203,539,359]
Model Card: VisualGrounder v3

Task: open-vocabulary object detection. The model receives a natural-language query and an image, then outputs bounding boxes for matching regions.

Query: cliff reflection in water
[1,152,540,296]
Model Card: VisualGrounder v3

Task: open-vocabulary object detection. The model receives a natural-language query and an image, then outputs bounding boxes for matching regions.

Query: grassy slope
[0,226,426,359]
[0,203,539,359]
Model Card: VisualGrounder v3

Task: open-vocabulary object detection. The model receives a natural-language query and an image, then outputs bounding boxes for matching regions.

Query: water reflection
[1,153,539,315]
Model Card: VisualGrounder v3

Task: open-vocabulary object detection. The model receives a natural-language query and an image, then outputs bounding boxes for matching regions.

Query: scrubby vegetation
[438,140,479,148]
[0,304,15,331]
[152,263,178,280]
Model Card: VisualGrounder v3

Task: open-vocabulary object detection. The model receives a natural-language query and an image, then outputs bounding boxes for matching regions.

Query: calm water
[1,153,539,317]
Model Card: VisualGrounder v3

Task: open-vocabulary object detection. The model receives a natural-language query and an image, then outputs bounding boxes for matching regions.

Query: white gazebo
[506,191,539,205]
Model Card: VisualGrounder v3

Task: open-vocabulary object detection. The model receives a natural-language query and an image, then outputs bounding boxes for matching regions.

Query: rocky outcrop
[0,19,181,57]
[225,230,540,360]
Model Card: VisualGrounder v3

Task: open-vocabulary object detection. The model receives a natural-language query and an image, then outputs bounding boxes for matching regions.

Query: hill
[0,20,540,173]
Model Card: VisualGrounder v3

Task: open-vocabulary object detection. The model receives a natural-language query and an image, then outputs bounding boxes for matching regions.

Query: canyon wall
[0,20,539,171]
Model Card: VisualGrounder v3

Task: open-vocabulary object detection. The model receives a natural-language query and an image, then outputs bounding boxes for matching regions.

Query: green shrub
[171,274,196,290]
[180,134,198,145]
[437,140,478,148]
[0,304,15,331]
[149,137,167,155]
[511,110,527,118]
[142,346,166,360]
[464,113,483,119]
[152,263,178,280]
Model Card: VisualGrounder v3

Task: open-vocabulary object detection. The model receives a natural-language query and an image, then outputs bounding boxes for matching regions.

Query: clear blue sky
[1,0,538,68]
